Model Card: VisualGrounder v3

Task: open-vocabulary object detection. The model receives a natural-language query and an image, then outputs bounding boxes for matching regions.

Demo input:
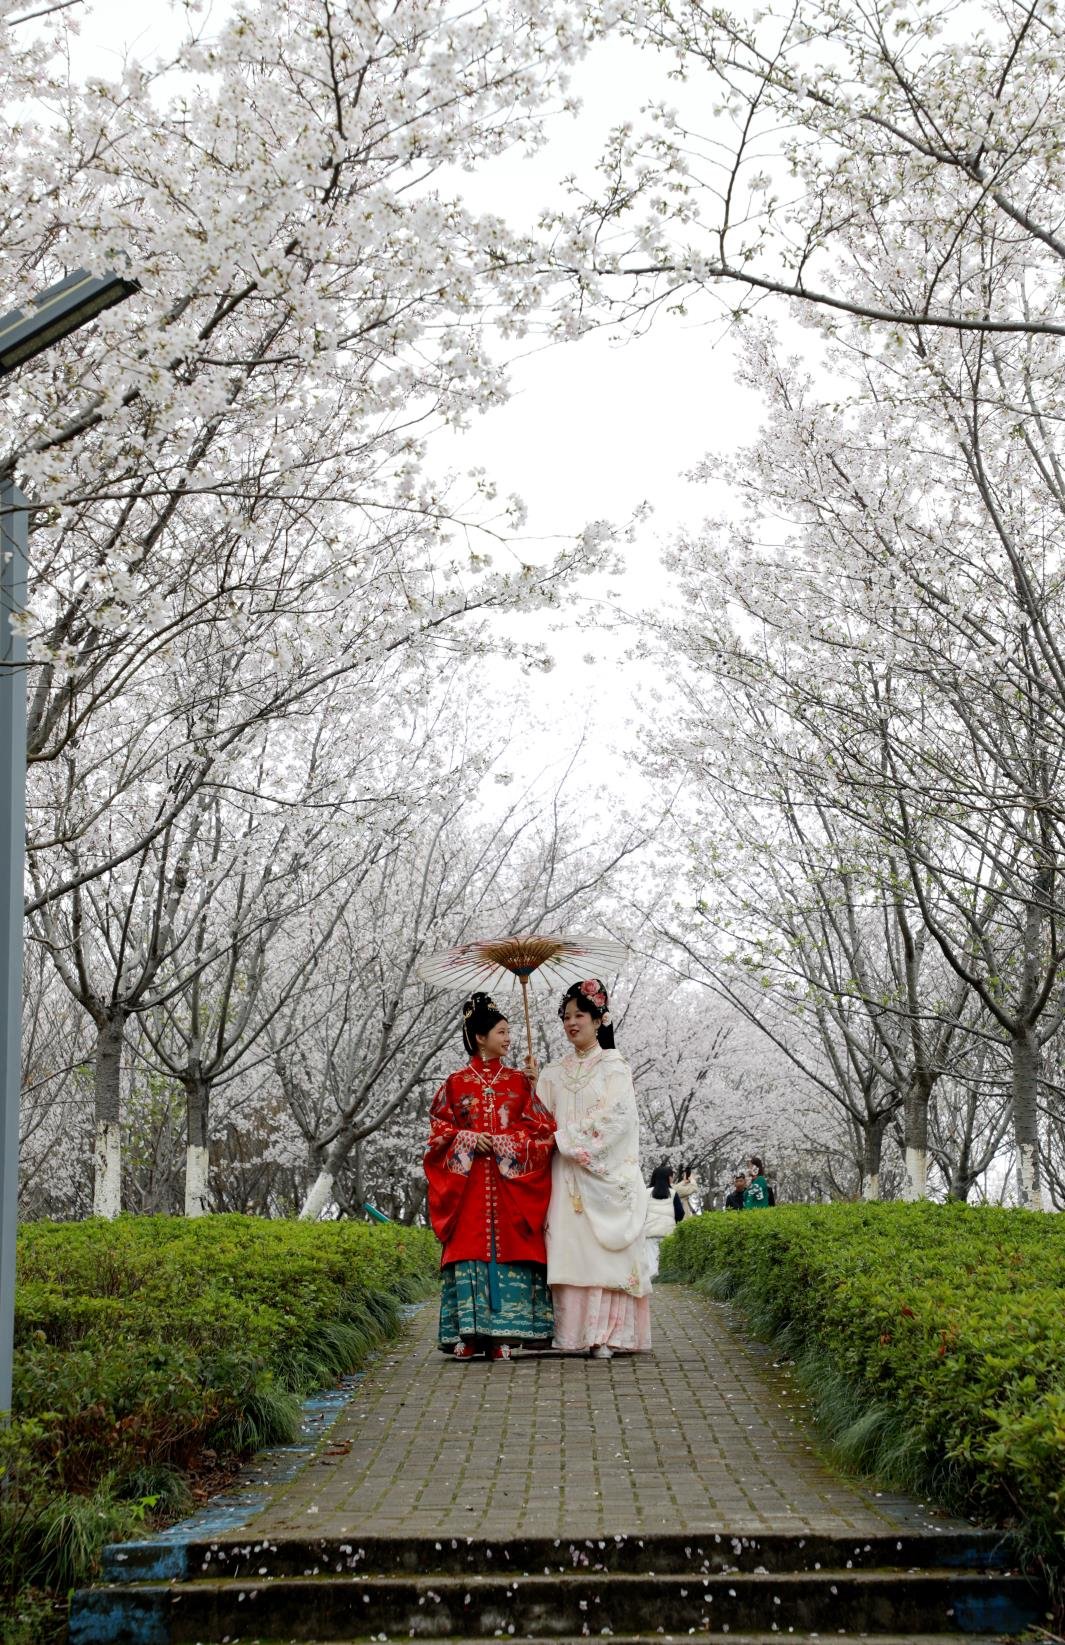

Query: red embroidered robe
[424,1057,555,1267]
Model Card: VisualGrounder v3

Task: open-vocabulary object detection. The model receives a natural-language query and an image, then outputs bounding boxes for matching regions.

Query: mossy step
[243,1636,1014,1645]
[102,1528,1018,1584]
[69,1566,1049,1645]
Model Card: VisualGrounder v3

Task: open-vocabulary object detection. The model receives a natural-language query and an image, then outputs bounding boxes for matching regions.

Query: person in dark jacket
[724,1172,747,1210]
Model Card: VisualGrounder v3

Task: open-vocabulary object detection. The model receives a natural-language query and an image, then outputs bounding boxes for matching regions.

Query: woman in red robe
[424,992,555,1359]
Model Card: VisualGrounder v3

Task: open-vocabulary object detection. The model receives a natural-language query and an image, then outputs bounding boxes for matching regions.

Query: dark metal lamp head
[0,267,139,376]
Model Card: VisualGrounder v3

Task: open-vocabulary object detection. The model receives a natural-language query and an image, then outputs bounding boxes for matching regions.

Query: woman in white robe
[536,979,652,1357]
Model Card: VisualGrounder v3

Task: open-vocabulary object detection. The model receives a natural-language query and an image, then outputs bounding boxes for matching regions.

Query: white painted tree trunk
[860,1115,886,1201]
[183,1073,212,1218]
[92,1013,126,1217]
[92,1121,122,1219]
[902,1069,930,1202]
[1012,1030,1044,1210]
[299,1169,335,1222]
[903,1146,928,1202]
[185,1144,210,1218]
[1017,1143,1044,1212]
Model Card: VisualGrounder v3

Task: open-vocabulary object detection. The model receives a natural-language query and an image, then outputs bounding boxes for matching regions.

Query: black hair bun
[462,993,506,1055]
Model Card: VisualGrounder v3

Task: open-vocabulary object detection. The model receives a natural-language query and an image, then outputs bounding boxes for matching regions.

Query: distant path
[246,1284,965,1540]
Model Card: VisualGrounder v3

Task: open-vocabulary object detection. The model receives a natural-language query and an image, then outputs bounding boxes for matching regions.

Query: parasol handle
[520,974,534,1069]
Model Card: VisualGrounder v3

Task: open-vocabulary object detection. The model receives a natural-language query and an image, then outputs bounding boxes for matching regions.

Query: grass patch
[2,1215,438,1642]
[663,1202,1065,1593]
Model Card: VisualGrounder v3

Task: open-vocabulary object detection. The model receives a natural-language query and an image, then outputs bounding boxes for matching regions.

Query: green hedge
[663,1202,1065,1580]
[2,1216,438,1638]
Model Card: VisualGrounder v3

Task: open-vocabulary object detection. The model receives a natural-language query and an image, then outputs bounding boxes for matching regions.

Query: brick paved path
[246,1285,959,1542]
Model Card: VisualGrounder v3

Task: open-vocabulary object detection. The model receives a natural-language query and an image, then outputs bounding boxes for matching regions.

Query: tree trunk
[299,1115,375,1221]
[402,1176,428,1226]
[1011,1028,1045,1211]
[184,1074,211,1218]
[92,1010,127,1218]
[860,1113,887,1202]
[902,1073,931,1201]
[299,1165,336,1222]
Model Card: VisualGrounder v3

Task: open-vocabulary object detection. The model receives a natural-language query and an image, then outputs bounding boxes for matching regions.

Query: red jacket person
[424,992,556,1359]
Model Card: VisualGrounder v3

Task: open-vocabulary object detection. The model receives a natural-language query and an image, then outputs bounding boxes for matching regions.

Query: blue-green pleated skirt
[438,1259,553,1349]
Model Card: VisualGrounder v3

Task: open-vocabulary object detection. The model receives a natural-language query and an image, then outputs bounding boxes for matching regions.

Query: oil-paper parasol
[417,933,629,1061]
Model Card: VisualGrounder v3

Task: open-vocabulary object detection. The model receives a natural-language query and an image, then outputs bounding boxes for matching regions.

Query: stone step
[100,1529,1019,1584]
[239,1637,1015,1645]
[67,1565,1050,1644]
[237,1637,1014,1645]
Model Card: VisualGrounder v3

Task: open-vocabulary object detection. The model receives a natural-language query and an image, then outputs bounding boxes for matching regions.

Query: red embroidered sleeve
[426,1080,476,1168]
[489,1079,556,1177]
[424,1077,484,1243]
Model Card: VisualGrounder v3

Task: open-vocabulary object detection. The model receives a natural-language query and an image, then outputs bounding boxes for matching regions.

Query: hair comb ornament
[462,993,499,1017]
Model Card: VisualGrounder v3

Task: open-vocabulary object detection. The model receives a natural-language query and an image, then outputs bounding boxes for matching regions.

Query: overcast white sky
[434,31,767,805]
[60,1,769,810]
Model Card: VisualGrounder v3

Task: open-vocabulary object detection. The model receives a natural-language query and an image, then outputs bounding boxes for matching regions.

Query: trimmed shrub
[663,1202,1065,1583]
[2,1216,438,1638]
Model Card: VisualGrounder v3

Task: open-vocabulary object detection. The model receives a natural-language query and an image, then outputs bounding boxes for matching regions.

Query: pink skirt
[552,1284,653,1353]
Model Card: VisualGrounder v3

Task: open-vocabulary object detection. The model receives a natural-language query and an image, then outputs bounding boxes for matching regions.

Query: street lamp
[0,267,139,377]
[0,266,138,1419]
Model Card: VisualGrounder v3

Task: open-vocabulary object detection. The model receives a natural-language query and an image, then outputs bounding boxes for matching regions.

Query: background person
[424,993,555,1360]
[743,1156,772,1210]
[537,979,652,1359]
[724,1172,747,1210]
[674,1163,699,1219]
[645,1163,677,1278]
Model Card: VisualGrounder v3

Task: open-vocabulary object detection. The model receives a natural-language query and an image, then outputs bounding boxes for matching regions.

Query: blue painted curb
[953,1585,1047,1632]
[100,1379,357,1579]
[102,1540,189,1582]
[70,1299,428,1640]
[67,1588,170,1645]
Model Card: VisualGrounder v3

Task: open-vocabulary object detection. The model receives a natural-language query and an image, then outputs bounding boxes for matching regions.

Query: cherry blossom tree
[545,0,1065,340]
[17,943,94,1217]
[290,769,653,1221]
[623,984,761,1191]
[137,776,376,1218]
[644,306,1065,1206]
[3,0,616,888]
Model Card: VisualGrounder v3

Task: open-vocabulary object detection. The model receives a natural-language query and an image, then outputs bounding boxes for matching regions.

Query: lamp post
[0,267,138,1419]
[0,267,139,376]
[0,478,27,1423]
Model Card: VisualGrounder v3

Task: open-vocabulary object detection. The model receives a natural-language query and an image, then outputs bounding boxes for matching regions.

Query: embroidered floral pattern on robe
[424,1059,556,1267]
[537,1048,652,1343]
[424,1057,556,1349]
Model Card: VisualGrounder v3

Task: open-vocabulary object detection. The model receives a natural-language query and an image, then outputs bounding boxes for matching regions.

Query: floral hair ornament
[579,979,608,1011]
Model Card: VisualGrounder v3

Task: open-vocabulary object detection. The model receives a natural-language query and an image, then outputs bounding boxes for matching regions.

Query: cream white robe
[537,1048,651,1298]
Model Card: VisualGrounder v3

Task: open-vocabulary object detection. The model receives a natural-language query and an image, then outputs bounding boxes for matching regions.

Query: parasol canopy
[416,933,629,1059]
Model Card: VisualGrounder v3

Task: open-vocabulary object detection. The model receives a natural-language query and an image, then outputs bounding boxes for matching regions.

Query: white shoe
[590,1345,613,1359]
